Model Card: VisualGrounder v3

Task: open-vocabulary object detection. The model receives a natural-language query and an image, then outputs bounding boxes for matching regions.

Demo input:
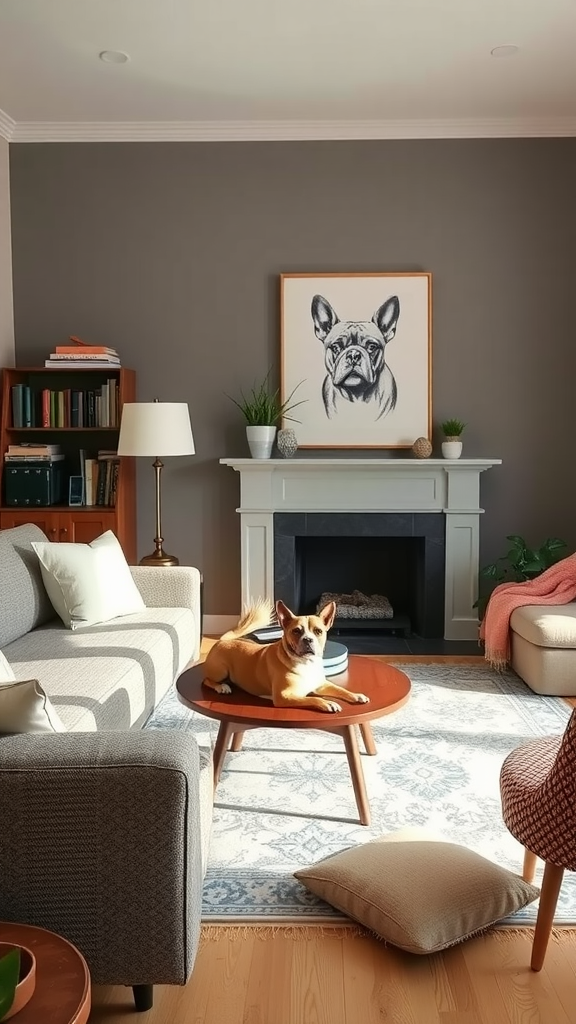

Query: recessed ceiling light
[99,50,130,64]
[490,44,520,58]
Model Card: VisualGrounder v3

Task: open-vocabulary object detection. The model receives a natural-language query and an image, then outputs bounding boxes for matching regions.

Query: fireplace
[221,457,501,641]
[274,513,445,638]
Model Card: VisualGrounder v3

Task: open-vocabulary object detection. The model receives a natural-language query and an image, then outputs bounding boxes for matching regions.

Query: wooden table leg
[230,731,245,752]
[340,725,371,826]
[360,722,377,755]
[212,721,235,787]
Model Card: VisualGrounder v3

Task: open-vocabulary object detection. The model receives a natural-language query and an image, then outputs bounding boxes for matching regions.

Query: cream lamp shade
[117,402,195,458]
[117,401,194,566]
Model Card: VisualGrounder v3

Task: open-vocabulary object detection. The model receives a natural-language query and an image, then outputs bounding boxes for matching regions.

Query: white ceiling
[1,0,576,141]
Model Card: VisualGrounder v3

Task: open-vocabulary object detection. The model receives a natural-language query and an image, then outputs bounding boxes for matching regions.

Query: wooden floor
[88,646,576,1023]
[90,927,576,1024]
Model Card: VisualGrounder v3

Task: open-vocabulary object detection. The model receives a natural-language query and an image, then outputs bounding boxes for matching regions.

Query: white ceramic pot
[441,440,463,460]
[246,425,277,459]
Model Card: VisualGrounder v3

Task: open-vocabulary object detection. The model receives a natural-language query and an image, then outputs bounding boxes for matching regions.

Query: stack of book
[4,443,65,463]
[11,380,119,428]
[79,449,120,507]
[45,336,121,369]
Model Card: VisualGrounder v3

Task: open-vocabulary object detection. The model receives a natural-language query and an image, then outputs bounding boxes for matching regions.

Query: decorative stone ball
[412,436,433,459]
[277,428,298,458]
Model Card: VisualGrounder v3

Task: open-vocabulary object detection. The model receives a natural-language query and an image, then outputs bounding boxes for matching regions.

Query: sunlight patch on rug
[145,663,574,924]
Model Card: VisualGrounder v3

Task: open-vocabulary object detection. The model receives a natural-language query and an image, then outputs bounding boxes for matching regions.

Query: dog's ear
[373,295,400,344]
[276,599,295,628]
[311,294,339,342]
[318,601,336,629]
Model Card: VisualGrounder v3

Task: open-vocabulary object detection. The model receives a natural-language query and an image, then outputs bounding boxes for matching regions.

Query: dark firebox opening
[274,513,445,640]
[296,535,424,636]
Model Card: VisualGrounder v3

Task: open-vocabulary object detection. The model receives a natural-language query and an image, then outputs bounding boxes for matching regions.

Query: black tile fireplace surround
[274,512,447,646]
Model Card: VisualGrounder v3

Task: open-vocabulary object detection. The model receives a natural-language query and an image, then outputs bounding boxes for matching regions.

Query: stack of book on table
[4,443,65,463]
[44,335,121,369]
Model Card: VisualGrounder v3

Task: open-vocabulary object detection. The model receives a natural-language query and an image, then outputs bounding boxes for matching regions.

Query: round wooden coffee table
[176,656,411,825]
[0,921,90,1024]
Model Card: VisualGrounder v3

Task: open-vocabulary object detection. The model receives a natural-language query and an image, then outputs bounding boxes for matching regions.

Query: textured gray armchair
[0,730,213,1011]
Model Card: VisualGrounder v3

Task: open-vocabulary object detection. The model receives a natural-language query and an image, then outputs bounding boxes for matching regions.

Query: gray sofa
[0,524,212,1013]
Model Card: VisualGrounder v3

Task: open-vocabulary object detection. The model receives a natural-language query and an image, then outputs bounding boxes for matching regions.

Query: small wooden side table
[0,922,90,1024]
[177,655,411,826]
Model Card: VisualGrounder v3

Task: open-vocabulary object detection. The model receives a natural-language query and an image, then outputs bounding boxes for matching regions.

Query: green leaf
[523,557,545,573]
[542,538,567,558]
[227,374,307,426]
[505,535,526,548]
[478,533,571,620]
[440,418,466,436]
[480,563,498,579]
[0,948,20,1019]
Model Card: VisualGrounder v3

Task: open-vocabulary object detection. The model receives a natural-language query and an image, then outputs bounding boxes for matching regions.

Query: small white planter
[246,425,277,459]
[442,440,463,460]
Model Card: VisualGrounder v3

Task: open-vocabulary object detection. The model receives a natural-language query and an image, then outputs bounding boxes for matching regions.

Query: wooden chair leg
[531,861,564,972]
[523,847,538,883]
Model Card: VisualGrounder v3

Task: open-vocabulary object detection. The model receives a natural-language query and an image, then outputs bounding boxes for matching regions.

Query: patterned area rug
[145,663,575,924]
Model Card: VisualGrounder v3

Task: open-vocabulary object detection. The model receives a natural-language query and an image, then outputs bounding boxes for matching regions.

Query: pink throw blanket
[480,552,576,668]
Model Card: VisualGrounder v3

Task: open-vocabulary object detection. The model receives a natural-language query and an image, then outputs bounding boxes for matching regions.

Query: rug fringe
[201,922,366,942]
[200,923,576,944]
[491,926,576,942]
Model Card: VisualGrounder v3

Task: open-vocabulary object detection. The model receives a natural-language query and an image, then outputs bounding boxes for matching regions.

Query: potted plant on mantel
[440,418,466,460]
[229,374,305,459]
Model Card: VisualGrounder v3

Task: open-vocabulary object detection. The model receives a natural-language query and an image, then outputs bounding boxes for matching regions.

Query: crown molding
[0,108,15,141]
[7,116,576,143]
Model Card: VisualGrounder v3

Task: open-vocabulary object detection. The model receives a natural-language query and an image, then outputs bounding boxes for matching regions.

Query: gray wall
[0,137,14,366]
[9,139,576,613]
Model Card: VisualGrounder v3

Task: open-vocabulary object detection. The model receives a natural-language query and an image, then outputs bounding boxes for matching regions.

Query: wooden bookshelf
[0,366,137,562]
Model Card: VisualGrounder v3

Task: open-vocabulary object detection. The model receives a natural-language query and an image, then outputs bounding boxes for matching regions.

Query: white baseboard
[203,614,239,636]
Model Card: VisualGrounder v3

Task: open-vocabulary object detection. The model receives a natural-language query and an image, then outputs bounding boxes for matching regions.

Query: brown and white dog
[203,599,370,713]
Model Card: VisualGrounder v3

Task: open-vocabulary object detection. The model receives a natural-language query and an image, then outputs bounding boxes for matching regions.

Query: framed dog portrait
[280,272,432,449]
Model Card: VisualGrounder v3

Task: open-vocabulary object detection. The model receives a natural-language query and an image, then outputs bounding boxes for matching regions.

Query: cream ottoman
[510,604,576,696]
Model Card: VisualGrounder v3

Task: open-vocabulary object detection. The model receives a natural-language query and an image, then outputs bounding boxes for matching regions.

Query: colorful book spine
[11,385,24,428]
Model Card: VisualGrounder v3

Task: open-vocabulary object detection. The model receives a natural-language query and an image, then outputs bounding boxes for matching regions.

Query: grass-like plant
[0,947,20,1020]
[228,373,306,426]
[441,418,466,437]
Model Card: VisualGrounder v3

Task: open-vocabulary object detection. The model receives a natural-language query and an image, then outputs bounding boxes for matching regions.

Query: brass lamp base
[140,455,179,567]
[139,550,179,567]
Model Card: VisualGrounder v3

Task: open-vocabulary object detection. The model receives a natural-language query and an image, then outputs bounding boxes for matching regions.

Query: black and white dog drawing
[311,294,401,420]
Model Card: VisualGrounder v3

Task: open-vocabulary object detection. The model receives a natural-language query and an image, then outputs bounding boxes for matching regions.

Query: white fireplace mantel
[221,457,502,640]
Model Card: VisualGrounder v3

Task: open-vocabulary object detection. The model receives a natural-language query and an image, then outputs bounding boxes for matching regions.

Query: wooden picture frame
[280,272,432,449]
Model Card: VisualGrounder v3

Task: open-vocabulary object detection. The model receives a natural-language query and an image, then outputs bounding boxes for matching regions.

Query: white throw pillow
[31,530,145,630]
[0,650,16,682]
[0,678,66,734]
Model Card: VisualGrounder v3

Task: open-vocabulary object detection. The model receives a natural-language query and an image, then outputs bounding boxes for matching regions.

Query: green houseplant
[229,373,306,459]
[0,944,36,1022]
[476,535,568,619]
[441,418,466,439]
[440,418,466,461]
[0,948,19,1021]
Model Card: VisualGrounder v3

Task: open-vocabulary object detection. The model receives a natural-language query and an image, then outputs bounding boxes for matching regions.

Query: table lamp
[117,399,195,566]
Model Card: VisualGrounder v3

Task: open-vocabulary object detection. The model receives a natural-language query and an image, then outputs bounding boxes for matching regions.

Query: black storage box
[3,461,66,507]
